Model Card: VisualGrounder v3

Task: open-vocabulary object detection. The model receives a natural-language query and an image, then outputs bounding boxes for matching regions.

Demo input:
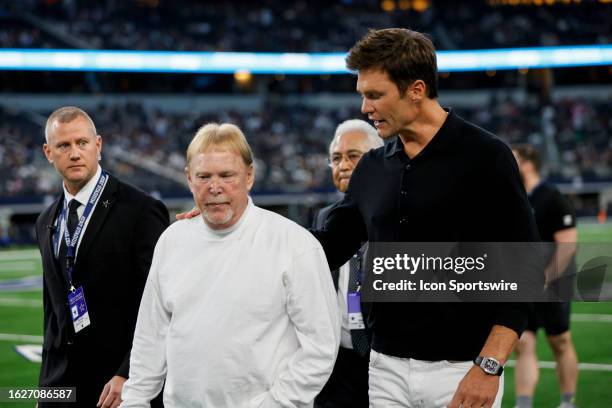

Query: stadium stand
[1,96,610,202]
[0,0,610,237]
[1,4,612,407]
[1,1,610,51]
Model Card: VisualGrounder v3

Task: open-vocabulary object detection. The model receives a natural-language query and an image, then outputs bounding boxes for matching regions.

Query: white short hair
[328,119,383,157]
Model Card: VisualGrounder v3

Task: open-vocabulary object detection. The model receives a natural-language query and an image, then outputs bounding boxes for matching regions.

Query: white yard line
[0,261,38,272]
[0,297,41,307]
[0,333,43,343]
[572,313,612,323]
[0,249,40,261]
[0,333,606,371]
[506,360,612,372]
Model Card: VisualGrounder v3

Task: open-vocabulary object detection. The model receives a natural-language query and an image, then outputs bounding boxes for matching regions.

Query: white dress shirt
[53,165,106,258]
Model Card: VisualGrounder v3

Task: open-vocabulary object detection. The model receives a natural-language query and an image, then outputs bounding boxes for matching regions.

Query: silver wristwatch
[473,356,504,376]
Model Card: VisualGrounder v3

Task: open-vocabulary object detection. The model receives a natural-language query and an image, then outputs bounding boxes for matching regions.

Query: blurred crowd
[0,103,352,199]
[1,0,610,52]
[460,96,612,183]
[1,96,610,201]
[0,109,43,200]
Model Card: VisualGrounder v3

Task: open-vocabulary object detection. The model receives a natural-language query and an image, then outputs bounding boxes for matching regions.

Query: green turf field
[1,223,611,406]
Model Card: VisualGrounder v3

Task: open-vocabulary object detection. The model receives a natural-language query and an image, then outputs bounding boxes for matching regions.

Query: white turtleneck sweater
[121,199,340,408]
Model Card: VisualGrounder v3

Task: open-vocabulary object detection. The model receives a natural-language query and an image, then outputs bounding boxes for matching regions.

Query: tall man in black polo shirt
[512,145,578,408]
[313,28,539,407]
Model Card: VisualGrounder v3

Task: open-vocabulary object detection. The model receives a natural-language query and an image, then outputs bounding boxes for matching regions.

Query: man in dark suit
[36,106,168,407]
[314,119,383,408]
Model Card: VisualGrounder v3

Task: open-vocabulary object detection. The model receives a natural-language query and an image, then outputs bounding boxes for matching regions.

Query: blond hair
[186,122,254,167]
[45,106,97,143]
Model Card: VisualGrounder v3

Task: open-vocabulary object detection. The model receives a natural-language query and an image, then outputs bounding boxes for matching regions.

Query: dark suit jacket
[35,174,169,407]
[312,203,372,340]
[313,205,339,289]
[313,203,371,408]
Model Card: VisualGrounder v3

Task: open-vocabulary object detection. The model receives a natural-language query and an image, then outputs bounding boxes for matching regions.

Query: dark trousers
[314,347,369,408]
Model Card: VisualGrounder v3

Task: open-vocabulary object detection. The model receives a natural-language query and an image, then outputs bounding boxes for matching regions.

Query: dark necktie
[67,199,81,236]
[59,199,81,280]
[348,249,370,357]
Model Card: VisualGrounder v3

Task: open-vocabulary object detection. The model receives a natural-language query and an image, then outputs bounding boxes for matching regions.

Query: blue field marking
[0,276,43,292]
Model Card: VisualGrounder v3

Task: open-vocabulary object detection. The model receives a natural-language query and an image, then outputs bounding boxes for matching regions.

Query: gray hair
[329,119,383,157]
[45,106,97,143]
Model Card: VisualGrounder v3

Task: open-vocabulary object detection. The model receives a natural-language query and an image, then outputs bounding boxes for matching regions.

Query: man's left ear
[246,164,255,191]
[96,135,103,161]
[185,166,194,193]
[410,80,426,101]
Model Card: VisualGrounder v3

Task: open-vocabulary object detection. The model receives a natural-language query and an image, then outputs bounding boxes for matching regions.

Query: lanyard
[350,247,365,293]
[358,246,365,284]
[56,171,107,290]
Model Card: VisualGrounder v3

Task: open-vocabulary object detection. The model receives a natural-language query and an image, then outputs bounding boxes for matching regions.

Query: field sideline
[1,222,611,406]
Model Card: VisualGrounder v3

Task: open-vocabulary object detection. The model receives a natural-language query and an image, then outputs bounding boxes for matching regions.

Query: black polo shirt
[530,182,577,279]
[314,110,539,361]
[529,182,576,242]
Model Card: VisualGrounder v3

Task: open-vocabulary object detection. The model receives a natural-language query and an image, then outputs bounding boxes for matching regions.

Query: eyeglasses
[328,151,364,168]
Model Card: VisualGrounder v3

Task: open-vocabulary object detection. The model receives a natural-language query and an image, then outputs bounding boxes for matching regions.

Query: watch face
[482,358,499,374]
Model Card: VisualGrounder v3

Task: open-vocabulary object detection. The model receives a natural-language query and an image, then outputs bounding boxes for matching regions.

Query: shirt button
[67,340,73,346]
[399,217,408,224]
[401,190,408,196]
[405,164,412,170]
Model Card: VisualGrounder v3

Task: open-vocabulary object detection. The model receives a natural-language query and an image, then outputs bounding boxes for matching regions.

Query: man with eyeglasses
[314,119,383,408]
[327,120,383,195]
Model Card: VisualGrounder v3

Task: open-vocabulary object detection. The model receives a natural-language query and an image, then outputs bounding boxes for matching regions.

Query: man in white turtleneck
[121,123,340,408]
